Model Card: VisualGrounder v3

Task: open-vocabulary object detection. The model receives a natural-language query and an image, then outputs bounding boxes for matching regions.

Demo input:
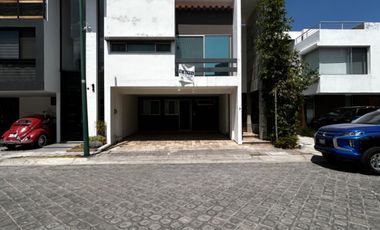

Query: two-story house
[294,22,380,125]
[85,0,258,145]
[0,0,259,145]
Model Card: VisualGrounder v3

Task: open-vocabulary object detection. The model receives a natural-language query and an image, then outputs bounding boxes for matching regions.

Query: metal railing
[175,58,237,76]
[0,59,36,78]
[295,21,365,45]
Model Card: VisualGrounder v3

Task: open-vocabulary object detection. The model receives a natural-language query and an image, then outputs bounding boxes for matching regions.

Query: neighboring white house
[293,22,380,124]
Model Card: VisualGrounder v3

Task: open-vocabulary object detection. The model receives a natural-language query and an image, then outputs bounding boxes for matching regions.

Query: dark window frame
[0,0,46,19]
[109,41,172,54]
[0,27,36,61]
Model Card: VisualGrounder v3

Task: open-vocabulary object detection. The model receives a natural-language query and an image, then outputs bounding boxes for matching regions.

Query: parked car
[0,115,54,150]
[314,110,380,175]
[310,106,378,129]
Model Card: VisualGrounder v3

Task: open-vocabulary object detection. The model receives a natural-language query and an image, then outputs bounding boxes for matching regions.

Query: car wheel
[36,134,48,148]
[322,152,340,162]
[5,145,16,150]
[361,147,380,175]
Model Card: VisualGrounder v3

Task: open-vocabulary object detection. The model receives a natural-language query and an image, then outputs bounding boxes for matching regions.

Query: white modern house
[293,22,380,124]
[84,0,259,145]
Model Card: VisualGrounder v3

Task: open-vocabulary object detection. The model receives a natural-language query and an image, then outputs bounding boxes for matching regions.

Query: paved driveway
[0,160,379,229]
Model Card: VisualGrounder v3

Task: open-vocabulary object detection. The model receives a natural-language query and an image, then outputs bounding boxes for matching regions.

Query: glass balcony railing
[176,35,236,76]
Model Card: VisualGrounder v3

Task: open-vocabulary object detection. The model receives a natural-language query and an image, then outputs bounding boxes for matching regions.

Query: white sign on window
[178,64,195,84]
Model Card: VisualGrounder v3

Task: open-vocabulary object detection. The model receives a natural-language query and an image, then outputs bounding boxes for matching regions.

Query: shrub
[96,120,106,137]
[273,135,298,149]
[298,127,316,137]
[89,135,106,148]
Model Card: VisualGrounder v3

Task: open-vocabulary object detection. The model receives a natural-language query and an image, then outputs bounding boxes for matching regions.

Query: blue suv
[314,110,380,175]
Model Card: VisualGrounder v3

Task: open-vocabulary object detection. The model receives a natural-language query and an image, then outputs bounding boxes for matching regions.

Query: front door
[179,100,191,130]
[0,98,19,135]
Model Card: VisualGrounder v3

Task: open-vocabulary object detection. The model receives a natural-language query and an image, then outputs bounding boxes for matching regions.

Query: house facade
[293,22,380,124]
[0,0,259,145]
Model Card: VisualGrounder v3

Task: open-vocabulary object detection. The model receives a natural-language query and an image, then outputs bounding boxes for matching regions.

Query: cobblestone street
[0,160,379,230]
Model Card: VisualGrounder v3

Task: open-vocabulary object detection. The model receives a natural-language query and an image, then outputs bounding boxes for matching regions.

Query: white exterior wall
[19,97,56,118]
[86,0,98,136]
[43,0,60,93]
[296,23,380,95]
[105,0,175,38]
[219,94,229,135]
[232,0,242,144]
[43,0,61,142]
[103,0,243,144]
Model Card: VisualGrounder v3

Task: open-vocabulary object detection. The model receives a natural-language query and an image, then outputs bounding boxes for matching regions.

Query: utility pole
[79,0,90,157]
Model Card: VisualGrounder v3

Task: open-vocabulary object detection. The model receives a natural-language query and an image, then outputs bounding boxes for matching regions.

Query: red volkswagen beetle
[0,115,54,150]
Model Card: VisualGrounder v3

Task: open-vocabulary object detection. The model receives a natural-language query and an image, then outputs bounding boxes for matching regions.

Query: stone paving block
[0,163,378,230]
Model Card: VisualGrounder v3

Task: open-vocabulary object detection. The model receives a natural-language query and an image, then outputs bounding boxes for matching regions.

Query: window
[164,100,179,115]
[141,100,161,115]
[109,41,172,53]
[319,47,368,75]
[0,28,36,59]
[176,35,232,76]
[0,0,46,19]
[110,43,126,52]
[127,42,155,52]
[156,43,171,52]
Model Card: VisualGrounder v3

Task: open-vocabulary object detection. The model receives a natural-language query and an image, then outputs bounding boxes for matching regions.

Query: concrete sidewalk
[0,136,319,166]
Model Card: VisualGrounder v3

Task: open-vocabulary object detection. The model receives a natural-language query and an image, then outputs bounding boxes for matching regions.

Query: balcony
[175,58,237,76]
[175,34,236,77]
[0,0,46,19]
[0,59,36,78]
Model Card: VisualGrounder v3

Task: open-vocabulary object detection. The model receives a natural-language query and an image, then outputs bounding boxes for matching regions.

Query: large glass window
[351,48,367,74]
[0,30,19,59]
[319,47,368,75]
[176,35,231,76]
[0,29,35,59]
[205,35,230,76]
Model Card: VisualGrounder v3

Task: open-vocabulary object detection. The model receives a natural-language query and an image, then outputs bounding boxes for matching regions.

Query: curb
[0,154,316,166]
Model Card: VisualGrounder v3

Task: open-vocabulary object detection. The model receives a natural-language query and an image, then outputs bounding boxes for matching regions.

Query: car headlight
[344,131,365,136]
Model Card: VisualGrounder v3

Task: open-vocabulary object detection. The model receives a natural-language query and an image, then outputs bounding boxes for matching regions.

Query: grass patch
[67,144,97,152]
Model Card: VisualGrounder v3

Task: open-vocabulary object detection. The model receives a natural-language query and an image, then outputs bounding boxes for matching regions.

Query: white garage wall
[219,94,229,136]
[121,95,138,138]
[19,97,56,118]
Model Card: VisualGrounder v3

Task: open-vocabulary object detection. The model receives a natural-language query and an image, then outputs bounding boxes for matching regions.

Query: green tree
[256,0,317,148]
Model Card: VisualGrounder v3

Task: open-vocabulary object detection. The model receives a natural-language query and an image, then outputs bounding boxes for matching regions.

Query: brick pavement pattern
[0,162,379,230]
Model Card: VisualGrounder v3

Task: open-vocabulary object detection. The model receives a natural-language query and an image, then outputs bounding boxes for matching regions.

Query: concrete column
[86,0,98,136]
[56,92,61,143]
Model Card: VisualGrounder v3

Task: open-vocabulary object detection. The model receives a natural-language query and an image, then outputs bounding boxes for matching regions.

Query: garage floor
[108,133,275,152]
[110,133,235,152]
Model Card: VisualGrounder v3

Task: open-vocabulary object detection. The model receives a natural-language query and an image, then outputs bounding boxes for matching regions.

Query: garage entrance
[138,96,220,132]
[0,98,19,135]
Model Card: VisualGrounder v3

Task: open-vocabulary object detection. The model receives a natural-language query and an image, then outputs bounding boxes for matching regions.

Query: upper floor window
[176,35,231,76]
[319,47,368,75]
[0,28,36,59]
[109,41,172,53]
[0,0,46,19]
